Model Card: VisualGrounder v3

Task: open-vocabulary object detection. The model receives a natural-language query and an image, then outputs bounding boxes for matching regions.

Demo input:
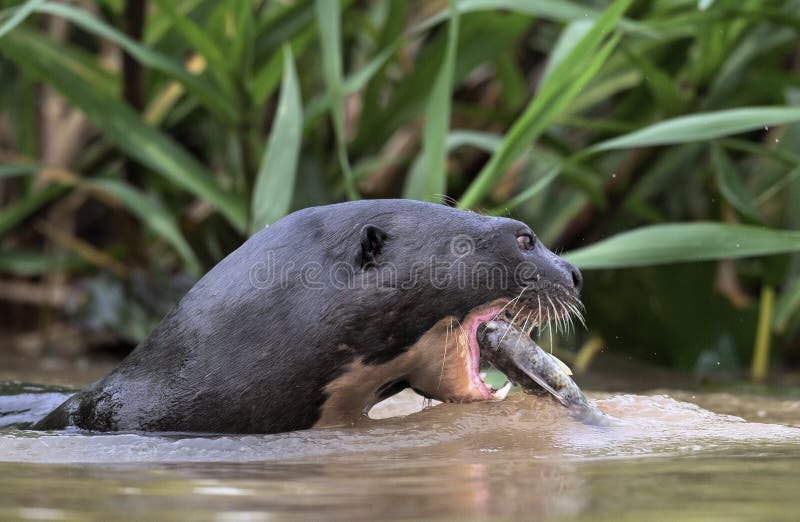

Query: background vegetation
[1,0,799,385]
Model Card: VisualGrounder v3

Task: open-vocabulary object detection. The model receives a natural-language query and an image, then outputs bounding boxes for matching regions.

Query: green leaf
[755,165,800,206]
[0,183,66,237]
[150,0,233,93]
[2,29,247,231]
[35,1,237,122]
[458,0,632,209]
[0,249,89,276]
[711,144,762,221]
[250,46,303,234]
[249,23,315,106]
[493,54,526,110]
[774,277,800,334]
[229,0,255,80]
[623,45,684,114]
[414,0,645,34]
[315,0,357,199]
[0,163,39,178]
[88,179,201,275]
[0,0,44,39]
[304,42,400,127]
[404,0,460,202]
[496,165,562,214]
[565,223,800,269]
[540,20,593,85]
[590,107,800,152]
[354,12,529,157]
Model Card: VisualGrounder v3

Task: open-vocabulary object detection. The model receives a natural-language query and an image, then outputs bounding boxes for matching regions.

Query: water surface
[1,389,799,520]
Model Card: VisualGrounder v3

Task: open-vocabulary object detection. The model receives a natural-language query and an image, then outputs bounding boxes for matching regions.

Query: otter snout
[561,258,582,293]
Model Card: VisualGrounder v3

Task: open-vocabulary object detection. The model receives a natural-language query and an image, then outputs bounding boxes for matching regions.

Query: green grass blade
[565,223,800,269]
[755,165,800,206]
[0,249,89,276]
[35,1,237,122]
[250,46,303,233]
[304,42,400,126]
[590,107,800,152]
[459,33,621,207]
[88,179,201,275]
[315,0,357,199]
[540,20,592,85]
[774,277,800,333]
[404,0,460,202]
[414,0,647,34]
[711,143,762,221]
[445,130,503,152]
[250,24,315,106]
[1,29,247,231]
[458,0,632,209]
[229,0,255,80]
[150,0,233,92]
[0,184,66,237]
[495,165,562,214]
[0,163,39,178]
[0,0,43,38]
[623,45,683,114]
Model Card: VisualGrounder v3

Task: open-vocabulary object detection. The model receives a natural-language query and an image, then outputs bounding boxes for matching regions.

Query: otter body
[35,200,581,434]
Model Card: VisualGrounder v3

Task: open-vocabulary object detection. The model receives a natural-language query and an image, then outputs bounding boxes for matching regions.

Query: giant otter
[35,199,582,434]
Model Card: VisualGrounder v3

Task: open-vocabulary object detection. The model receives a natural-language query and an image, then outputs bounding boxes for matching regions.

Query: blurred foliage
[1,0,799,379]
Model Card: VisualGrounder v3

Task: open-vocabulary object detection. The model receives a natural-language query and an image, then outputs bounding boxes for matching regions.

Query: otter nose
[567,262,583,292]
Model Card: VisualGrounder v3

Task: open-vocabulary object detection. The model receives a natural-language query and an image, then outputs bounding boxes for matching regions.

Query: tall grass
[1,0,799,375]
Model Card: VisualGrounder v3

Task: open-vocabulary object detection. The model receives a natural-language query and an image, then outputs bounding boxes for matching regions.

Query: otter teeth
[491,381,512,400]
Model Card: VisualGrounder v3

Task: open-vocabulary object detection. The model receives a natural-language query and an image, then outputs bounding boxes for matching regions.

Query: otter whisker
[520,311,532,340]
[546,296,559,335]
[536,294,542,327]
[560,299,571,334]
[499,306,524,345]
[566,302,587,330]
[557,298,572,335]
[554,296,566,334]
[436,319,452,393]
[493,287,527,322]
[525,313,537,337]
[500,320,514,348]
[550,299,563,340]
[569,301,588,329]
[511,311,531,354]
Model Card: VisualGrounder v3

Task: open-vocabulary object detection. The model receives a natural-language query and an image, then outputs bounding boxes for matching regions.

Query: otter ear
[359,224,387,268]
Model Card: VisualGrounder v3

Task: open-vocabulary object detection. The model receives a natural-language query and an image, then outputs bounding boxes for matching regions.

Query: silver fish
[478,320,616,426]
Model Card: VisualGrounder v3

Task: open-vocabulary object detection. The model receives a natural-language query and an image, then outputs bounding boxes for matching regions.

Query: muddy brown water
[1,385,799,521]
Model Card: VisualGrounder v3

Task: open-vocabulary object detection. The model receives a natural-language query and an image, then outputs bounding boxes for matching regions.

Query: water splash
[1,391,797,464]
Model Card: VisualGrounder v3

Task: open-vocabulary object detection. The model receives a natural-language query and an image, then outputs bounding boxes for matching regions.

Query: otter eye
[517,234,535,251]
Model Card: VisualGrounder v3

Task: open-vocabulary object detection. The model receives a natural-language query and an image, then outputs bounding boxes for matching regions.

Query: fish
[478,320,616,427]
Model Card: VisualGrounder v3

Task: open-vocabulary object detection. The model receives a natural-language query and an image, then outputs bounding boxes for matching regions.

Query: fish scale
[478,320,617,427]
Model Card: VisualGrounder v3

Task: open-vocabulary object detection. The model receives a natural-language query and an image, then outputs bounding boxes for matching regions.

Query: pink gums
[462,305,504,398]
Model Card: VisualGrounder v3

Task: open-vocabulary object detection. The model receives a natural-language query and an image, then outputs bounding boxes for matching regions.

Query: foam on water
[1,391,798,464]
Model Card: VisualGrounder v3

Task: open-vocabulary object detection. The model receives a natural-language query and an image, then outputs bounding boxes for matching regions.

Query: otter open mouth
[462,291,586,403]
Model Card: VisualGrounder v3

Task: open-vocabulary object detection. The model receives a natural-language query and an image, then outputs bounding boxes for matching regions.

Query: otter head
[314,200,583,425]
